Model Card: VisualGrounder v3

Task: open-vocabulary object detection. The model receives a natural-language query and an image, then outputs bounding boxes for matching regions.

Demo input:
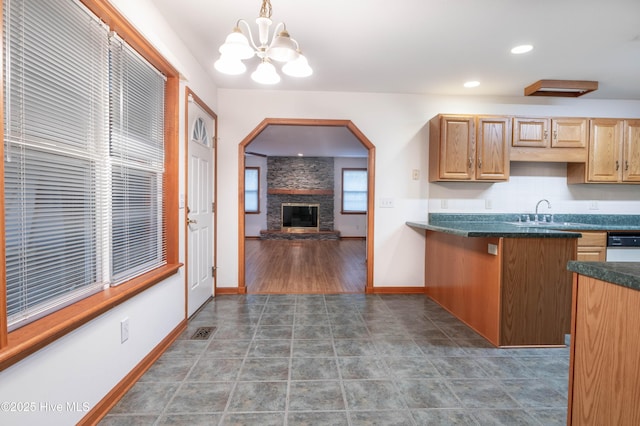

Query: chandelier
[214,0,312,84]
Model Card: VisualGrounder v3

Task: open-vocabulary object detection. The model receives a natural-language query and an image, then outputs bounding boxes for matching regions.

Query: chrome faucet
[535,199,551,222]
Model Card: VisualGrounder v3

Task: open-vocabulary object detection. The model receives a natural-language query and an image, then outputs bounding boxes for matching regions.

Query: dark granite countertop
[406,213,640,238]
[406,220,582,238]
[567,261,640,291]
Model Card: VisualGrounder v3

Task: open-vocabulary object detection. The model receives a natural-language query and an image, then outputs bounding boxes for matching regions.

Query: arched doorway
[238,118,375,293]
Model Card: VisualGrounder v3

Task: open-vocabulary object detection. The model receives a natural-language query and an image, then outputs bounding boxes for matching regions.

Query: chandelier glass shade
[214,0,312,84]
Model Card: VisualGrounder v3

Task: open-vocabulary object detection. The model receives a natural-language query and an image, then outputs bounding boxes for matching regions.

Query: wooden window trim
[245,166,261,214]
[341,168,367,214]
[0,0,181,370]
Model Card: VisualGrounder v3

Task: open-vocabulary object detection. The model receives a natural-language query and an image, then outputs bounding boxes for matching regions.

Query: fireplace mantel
[268,189,334,196]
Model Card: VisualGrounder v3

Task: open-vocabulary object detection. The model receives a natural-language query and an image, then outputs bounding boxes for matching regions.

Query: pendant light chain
[259,0,272,19]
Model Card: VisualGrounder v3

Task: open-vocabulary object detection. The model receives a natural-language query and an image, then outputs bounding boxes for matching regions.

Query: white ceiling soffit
[151,0,640,100]
[247,125,367,158]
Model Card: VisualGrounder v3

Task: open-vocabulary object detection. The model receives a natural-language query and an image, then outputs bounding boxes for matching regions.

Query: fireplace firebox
[281,203,319,232]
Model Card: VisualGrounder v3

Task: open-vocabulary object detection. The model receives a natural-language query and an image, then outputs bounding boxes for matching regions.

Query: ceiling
[151,0,640,156]
[245,125,368,157]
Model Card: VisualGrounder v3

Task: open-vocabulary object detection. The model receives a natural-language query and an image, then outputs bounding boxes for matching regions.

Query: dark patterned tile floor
[100,294,569,425]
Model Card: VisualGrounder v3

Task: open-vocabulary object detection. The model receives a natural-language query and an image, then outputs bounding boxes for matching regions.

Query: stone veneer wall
[267,157,334,231]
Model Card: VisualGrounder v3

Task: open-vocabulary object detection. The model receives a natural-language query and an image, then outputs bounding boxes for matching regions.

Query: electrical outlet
[485,199,493,209]
[411,169,420,180]
[120,318,129,343]
[589,201,599,210]
[380,198,394,208]
[441,199,448,209]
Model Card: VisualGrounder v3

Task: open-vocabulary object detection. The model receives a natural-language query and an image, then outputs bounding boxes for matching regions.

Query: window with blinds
[3,0,166,330]
[244,167,260,213]
[342,169,368,213]
[109,35,166,284]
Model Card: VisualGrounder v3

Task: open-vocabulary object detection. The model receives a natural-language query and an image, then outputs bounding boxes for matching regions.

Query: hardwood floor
[245,239,366,293]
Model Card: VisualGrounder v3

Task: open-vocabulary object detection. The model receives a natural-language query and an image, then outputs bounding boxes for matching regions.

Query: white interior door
[187,96,215,317]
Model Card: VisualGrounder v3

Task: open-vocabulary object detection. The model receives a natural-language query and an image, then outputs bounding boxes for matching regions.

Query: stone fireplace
[261,156,339,240]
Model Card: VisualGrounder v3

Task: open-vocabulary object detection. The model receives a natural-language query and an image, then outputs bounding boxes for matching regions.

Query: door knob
[187,218,198,224]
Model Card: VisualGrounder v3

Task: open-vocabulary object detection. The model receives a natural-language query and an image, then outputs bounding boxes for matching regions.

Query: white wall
[429,162,640,215]
[216,90,431,289]
[334,157,368,237]
[0,276,184,425]
[3,0,640,422]
[216,91,640,290]
[0,1,219,424]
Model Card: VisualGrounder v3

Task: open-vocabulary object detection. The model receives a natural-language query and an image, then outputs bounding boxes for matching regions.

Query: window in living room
[342,168,367,213]
[244,167,260,213]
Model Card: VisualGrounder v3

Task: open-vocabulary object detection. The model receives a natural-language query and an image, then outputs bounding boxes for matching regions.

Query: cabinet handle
[553,130,557,140]
[626,160,629,171]
[616,161,620,171]
[543,130,548,140]
[478,159,482,169]
[468,157,472,169]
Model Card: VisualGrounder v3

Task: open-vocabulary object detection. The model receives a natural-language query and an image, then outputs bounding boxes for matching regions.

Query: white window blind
[3,0,168,329]
[245,168,259,212]
[3,0,110,329]
[342,169,367,213]
[109,34,166,284]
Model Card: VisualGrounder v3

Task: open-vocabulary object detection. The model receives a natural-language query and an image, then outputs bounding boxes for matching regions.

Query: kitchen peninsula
[407,213,640,347]
[408,214,581,347]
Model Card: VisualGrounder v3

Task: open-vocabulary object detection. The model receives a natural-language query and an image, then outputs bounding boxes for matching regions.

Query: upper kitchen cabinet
[429,114,510,182]
[511,117,588,162]
[623,119,640,182]
[568,119,640,184]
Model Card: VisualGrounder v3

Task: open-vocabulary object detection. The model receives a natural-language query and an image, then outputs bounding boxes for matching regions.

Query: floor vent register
[189,326,216,340]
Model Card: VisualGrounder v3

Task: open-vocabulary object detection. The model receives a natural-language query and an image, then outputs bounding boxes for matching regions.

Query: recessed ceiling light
[464,81,480,88]
[511,44,533,54]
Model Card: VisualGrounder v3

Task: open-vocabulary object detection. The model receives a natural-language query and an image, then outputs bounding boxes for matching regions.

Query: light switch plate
[120,318,129,343]
[380,198,394,208]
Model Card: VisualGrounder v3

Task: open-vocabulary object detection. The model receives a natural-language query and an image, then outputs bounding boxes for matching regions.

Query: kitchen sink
[505,221,590,228]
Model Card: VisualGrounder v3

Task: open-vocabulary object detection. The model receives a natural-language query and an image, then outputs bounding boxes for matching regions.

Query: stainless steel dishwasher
[606,232,640,262]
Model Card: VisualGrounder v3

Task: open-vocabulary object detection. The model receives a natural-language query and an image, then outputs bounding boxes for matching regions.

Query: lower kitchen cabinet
[574,231,607,261]
[568,273,640,425]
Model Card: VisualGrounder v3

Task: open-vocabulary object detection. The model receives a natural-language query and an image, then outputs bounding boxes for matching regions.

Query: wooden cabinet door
[576,248,606,262]
[439,116,475,180]
[552,118,587,148]
[588,119,623,182]
[476,116,510,181]
[513,117,549,147]
[576,231,607,262]
[623,119,640,182]
[570,276,640,425]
